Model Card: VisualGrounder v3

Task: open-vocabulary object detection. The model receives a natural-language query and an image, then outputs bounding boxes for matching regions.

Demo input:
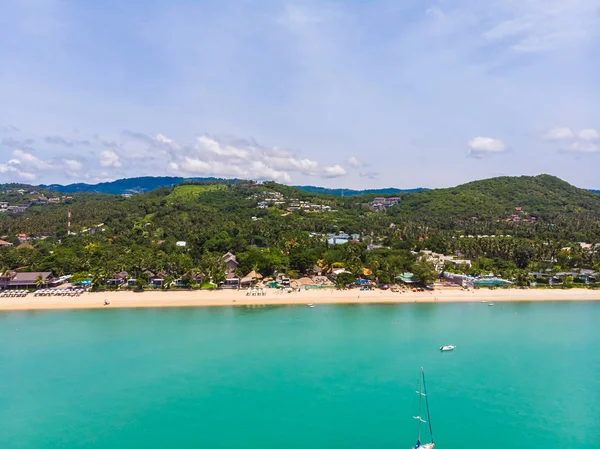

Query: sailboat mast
[417,368,423,441]
[422,369,434,443]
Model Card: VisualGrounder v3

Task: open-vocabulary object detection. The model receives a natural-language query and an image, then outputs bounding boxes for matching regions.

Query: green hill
[2,175,600,284]
[388,174,600,221]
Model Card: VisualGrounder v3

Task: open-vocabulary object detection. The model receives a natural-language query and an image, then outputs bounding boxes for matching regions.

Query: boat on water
[307,303,315,308]
[488,303,495,307]
[412,367,435,449]
[439,345,455,351]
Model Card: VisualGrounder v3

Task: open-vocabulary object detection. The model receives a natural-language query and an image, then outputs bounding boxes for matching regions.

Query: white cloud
[17,171,36,181]
[155,133,174,145]
[179,157,243,177]
[0,149,87,181]
[579,128,599,141]
[545,127,600,155]
[0,164,15,174]
[347,156,361,168]
[1,126,348,184]
[0,162,36,181]
[64,159,82,172]
[569,141,599,154]
[100,150,122,168]
[248,161,292,183]
[467,137,507,157]
[174,156,292,183]
[196,136,250,159]
[11,149,50,170]
[155,133,325,181]
[268,156,319,174]
[323,164,347,178]
[154,133,181,152]
[544,127,573,141]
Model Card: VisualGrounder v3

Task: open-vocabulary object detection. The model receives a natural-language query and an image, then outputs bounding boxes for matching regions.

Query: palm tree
[35,275,46,289]
[91,268,108,292]
[162,275,175,290]
[0,266,11,278]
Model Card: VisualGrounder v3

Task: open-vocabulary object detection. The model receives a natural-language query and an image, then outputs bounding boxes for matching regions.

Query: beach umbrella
[246,270,263,280]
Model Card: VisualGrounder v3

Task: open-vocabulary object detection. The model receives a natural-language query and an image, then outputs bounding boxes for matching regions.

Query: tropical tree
[35,275,46,289]
[162,274,176,289]
[91,268,109,292]
[411,259,437,287]
[336,272,355,288]
[135,272,150,291]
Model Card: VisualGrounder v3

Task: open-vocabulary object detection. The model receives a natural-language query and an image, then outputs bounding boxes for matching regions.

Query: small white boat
[488,303,495,306]
[439,345,455,351]
[307,303,315,308]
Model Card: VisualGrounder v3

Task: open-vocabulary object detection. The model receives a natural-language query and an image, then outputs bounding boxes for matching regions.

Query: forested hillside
[389,175,600,222]
[1,175,599,286]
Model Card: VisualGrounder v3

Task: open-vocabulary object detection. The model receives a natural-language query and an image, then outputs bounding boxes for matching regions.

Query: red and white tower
[67,208,71,235]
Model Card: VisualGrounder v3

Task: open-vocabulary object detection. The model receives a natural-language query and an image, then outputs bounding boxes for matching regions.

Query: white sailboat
[412,367,435,449]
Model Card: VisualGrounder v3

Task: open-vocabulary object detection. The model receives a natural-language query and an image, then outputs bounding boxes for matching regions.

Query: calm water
[1,302,599,449]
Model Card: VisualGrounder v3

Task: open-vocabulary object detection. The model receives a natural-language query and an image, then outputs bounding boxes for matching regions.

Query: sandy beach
[1,287,599,311]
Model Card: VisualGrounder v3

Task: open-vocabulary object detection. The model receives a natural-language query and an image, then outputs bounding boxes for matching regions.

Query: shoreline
[1,287,600,311]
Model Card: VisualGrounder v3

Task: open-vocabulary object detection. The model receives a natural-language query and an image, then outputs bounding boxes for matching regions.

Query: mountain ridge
[39,176,427,196]
[34,174,600,198]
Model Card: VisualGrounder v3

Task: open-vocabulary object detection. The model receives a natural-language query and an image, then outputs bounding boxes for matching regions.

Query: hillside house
[370,197,401,210]
[222,252,239,271]
[8,205,28,213]
[0,239,13,247]
[222,252,240,288]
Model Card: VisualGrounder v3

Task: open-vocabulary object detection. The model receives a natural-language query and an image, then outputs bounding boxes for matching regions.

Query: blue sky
[1,0,599,188]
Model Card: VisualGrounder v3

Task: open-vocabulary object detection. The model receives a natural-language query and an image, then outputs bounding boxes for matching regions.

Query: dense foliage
[389,174,600,222]
[1,175,599,287]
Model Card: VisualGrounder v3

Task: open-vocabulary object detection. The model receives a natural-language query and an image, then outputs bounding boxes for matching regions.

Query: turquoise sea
[1,302,599,449]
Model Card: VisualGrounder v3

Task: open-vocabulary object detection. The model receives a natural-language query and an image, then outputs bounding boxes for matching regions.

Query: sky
[1,0,599,189]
